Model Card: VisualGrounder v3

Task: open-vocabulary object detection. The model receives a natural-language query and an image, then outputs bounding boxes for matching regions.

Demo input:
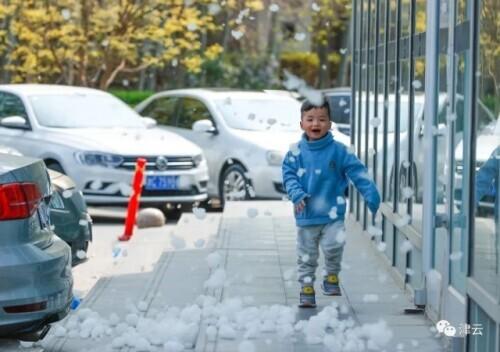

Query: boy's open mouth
[311,129,321,133]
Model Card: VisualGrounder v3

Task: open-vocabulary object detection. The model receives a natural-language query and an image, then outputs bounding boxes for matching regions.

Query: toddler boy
[282,100,380,308]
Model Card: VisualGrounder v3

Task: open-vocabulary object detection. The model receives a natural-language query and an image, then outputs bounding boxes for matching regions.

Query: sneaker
[321,274,341,296]
[299,286,316,308]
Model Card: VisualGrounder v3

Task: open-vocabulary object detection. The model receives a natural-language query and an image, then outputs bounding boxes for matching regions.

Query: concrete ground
[1,201,448,351]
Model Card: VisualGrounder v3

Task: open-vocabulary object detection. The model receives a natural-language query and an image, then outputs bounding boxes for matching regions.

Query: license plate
[144,176,179,190]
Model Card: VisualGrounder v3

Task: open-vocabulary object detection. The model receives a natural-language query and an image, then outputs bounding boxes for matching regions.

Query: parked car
[322,87,351,136]
[0,154,73,340]
[135,89,350,203]
[0,85,209,211]
[0,145,92,266]
[49,169,92,266]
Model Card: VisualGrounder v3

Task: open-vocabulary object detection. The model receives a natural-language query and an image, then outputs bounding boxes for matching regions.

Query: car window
[177,97,213,129]
[327,95,350,124]
[140,97,177,126]
[0,92,29,124]
[214,97,301,131]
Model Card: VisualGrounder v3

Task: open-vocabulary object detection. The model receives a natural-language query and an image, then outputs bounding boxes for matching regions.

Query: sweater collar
[301,131,334,150]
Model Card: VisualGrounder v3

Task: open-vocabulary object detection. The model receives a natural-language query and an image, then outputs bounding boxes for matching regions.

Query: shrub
[109,90,154,106]
[280,52,319,86]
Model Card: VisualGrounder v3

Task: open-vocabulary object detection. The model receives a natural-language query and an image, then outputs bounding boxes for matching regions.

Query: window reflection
[472,0,499,298]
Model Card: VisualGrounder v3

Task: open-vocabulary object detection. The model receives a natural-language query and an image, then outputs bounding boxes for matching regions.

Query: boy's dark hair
[300,99,330,118]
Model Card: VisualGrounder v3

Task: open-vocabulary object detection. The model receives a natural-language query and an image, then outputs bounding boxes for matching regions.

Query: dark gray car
[0,154,73,340]
[49,170,92,266]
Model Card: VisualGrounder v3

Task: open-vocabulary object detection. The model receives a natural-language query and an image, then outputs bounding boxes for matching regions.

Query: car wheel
[46,161,65,174]
[220,164,250,203]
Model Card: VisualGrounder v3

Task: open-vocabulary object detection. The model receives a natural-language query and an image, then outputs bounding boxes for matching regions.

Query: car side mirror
[192,119,217,134]
[0,116,29,129]
[141,116,157,128]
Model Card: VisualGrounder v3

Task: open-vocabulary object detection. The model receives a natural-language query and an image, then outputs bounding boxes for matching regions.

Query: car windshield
[29,93,144,128]
[215,98,302,132]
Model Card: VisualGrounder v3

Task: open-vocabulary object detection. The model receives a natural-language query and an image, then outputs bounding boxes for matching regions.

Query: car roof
[0,84,108,97]
[152,88,300,101]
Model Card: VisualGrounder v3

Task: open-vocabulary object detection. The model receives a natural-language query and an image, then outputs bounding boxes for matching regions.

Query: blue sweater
[282,132,380,226]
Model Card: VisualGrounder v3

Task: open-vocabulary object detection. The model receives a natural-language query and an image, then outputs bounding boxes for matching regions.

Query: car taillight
[0,182,42,220]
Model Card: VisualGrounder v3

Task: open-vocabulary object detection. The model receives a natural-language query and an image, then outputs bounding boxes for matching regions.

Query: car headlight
[193,154,205,167]
[266,150,284,166]
[75,152,124,168]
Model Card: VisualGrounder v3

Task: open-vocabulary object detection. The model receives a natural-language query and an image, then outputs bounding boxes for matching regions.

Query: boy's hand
[295,199,306,214]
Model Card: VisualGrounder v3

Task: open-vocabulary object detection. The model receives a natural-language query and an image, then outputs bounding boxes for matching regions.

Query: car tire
[219,164,251,206]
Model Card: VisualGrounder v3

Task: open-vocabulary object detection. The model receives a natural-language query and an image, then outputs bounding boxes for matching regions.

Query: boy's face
[300,107,331,140]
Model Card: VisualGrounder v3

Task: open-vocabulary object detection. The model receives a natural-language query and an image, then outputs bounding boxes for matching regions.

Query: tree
[310,0,350,88]
[1,0,225,89]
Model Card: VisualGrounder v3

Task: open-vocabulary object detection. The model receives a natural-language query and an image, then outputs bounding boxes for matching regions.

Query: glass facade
[350,0,499,351]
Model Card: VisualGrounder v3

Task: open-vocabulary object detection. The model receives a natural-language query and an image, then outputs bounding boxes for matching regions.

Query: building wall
[349,1,499,351]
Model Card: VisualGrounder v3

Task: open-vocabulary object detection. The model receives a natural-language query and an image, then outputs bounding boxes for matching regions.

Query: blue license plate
[145,176,179,190]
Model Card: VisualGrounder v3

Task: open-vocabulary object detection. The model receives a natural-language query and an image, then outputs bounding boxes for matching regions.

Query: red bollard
[118,158,146,241]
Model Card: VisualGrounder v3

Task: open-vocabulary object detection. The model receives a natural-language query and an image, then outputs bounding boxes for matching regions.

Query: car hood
[230,129,350,153]
[42,127,202,156]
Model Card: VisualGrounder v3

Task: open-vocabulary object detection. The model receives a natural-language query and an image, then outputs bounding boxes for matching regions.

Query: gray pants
[296,221,346,286]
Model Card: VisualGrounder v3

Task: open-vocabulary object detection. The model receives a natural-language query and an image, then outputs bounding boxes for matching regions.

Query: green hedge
[109,90,154,106]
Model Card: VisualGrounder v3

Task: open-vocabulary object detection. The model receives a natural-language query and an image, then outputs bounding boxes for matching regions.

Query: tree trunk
[318,43,329,88]
[337,15,352,87]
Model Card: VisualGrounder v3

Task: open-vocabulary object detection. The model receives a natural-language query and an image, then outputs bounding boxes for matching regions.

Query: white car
[135,89,350,202]
[0,85,209,208]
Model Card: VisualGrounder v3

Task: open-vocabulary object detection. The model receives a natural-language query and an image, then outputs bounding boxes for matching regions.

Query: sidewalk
[32,201,446,351]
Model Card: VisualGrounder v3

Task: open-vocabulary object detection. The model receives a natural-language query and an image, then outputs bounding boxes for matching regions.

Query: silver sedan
[136,89,350,204]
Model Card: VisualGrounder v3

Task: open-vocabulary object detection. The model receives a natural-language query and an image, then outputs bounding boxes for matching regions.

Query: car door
[171,97,223,196]
[0,92,35,155]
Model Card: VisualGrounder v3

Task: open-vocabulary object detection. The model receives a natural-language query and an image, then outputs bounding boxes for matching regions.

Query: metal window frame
[392,0,402,214]
[355,0,365,222]
[363,0,373,230]
[349,0,358,215]
[407,0,416,221]
[421,0,440,281]
[466,0,500,348]
[372,0,381,229]
[381,0,391,245]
